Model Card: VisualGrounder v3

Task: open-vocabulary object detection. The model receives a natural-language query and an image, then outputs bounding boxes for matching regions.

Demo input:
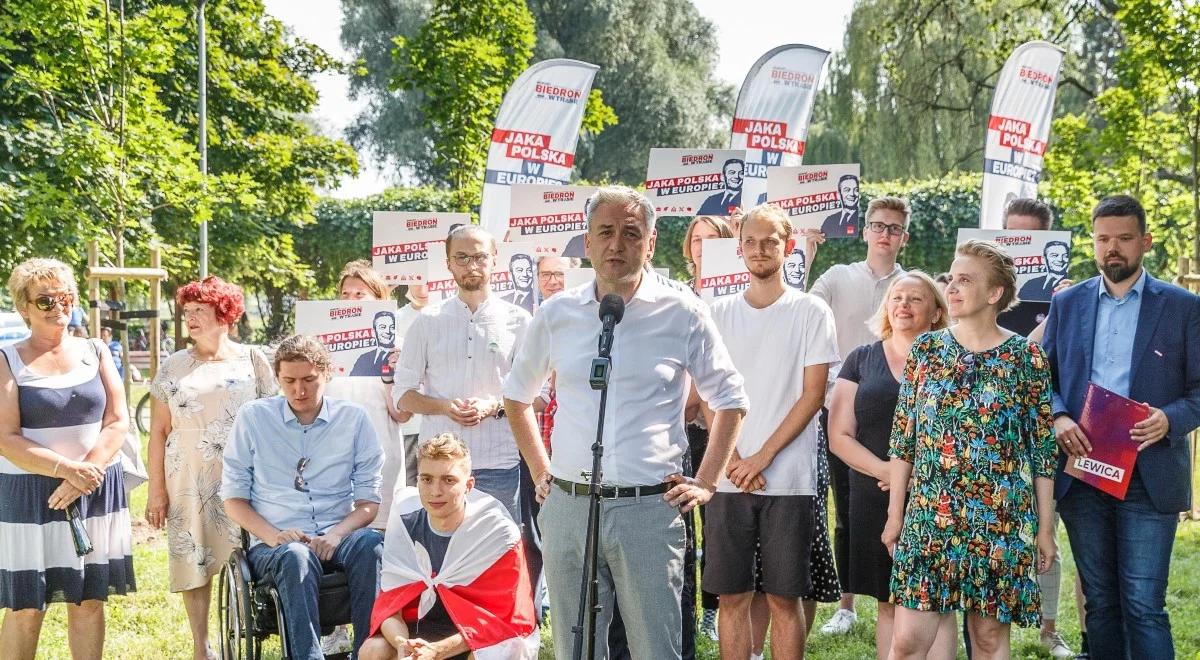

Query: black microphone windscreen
[598,294,625,325]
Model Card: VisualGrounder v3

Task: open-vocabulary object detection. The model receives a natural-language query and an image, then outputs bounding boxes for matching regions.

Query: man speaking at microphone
[503,186,748,659]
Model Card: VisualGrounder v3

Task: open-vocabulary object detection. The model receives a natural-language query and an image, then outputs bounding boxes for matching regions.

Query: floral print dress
[150,345,276,592]
[887,329,1056,627]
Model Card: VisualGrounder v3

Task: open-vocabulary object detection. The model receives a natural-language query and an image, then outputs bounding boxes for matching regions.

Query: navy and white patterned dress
[0,340,136,609]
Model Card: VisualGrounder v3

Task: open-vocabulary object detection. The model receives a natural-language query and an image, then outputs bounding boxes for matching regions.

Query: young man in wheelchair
[362,434,538,660]
[222,334,385,659]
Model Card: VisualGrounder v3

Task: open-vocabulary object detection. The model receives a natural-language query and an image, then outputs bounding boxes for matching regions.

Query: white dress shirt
[808,260,904,361]
[504,274,748,486]
[394,296,531,470]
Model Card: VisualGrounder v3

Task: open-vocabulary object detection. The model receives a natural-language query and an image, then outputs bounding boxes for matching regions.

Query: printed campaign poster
[766,164,861,238]
[730,44,830,206]
[783,234,810,291]
[957,228,1072,302]
[295,300,398,378]
[698,238,749,302]
[979,41,1064,229]
[491,242,539,314]
[372,212,467,283]
[645,148,748,217]
[424,245,457,302]
[508,184,596,258]
[479,59,599,237]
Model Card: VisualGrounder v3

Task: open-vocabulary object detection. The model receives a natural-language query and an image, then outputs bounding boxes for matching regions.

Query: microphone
[597,294,625,358]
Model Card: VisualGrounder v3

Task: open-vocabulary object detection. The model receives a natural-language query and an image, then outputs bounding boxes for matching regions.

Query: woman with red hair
[144,276,276,660]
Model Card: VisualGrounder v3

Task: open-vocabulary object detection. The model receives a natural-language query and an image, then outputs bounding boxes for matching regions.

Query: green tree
[341,0,729,187]
[389,0,536,206]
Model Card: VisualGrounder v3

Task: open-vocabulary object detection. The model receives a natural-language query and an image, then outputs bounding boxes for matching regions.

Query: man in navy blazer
[1042,195,1200,659]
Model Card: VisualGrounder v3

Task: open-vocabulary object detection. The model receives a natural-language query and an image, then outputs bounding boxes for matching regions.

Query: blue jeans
[1058,470,1177,660]
[247,528,383,660]
[472,464,521,521]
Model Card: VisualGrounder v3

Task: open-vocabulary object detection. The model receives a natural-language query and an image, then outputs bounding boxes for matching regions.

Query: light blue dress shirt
[1089,269,1147,398]
[222,395,383,545]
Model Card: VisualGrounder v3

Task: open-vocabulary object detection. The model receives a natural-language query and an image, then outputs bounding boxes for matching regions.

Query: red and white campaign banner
[424,243,457,302]
[730,45,830,207]
[645,148,748,217]
[372,212,466,283]
[979,41,1064,229]
[372,489,539,659]
[957,228,1073,303]
[507,183,596,256]
[766,164,861,238]
[294,300,398,378]
[479,59,599,238]
[698,238,749,302]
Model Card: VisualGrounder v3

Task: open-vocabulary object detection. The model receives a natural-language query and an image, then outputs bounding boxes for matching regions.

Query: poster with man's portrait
[491,242,539,314]
[507,184,596,257]
[644,148,748,217]
[372,212,468,283]
[783,234,810,291]
[766,164,861,238]
[295,300,399,378]
[957,228,1074,302]
[698,238,750,302]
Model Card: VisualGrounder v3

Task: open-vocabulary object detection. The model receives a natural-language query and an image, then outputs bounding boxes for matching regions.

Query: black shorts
[702,492,815,598]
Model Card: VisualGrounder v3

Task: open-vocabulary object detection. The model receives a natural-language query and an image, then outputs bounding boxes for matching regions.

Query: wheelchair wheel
[218,557,259,660]
[135,391,152,435]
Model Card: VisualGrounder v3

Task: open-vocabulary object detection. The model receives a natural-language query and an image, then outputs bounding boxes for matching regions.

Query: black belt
[552,477,671,499]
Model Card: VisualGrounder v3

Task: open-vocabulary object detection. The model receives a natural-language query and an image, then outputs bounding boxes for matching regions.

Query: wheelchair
[217,531,354,660]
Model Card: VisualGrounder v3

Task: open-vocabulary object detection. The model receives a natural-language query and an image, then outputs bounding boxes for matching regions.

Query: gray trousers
[540,486,686,660]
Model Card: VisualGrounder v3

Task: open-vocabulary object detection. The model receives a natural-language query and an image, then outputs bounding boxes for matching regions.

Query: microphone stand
[572,321,615,660]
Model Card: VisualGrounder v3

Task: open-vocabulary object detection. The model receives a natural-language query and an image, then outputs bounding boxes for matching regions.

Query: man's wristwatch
[493,400,506,419]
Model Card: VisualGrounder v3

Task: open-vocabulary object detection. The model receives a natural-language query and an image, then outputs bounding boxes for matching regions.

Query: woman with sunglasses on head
[0,258,135,660]
[882,240,1058,660]
[144,276,275,660]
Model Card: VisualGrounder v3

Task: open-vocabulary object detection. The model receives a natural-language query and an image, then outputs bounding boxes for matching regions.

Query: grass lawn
[30,419,1200,658]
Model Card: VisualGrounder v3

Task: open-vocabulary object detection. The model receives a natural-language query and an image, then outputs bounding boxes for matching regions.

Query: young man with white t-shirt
[706,204,840,660]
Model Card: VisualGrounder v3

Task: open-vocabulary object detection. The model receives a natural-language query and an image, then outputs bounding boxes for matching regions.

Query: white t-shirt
[710,288,840,495]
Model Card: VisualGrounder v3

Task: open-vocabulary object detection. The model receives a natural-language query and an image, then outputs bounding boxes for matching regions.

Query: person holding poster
[1043,195,1200,659]
[696,158,745,217]
[327,261,413,533]
[393,225,531,522]
[809,196,912,635]
[828,272,956,660]
[883,240,1058,660]
[503,186,747,660]
[996,198,1060,337]
[819,174,861,238]
[706,204,839,660]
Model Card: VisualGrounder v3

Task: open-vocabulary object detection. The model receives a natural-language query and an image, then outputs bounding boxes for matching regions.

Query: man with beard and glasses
[393,225,532,522]
[1042,195,1200,659]
[706,205,838,660]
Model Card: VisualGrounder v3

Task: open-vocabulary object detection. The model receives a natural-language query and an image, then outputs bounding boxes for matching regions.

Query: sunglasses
[294,457,310,493]
[959,352,978,390]
[32,293,74,312]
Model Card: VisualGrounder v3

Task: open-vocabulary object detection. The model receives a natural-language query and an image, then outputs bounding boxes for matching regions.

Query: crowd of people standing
[0,186,1196,660]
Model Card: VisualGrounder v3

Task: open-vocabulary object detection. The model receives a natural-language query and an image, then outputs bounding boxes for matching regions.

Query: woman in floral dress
[882,240,1058,660]
[145,277,276,660]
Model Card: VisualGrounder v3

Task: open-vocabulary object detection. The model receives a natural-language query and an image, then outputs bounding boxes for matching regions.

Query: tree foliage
[341,0,730,187]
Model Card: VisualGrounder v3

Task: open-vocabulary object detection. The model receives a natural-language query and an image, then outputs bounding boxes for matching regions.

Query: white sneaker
[750,653,764,660]
[1040,631,1075,658]
[320,624,353,655]
[819,608,857,634]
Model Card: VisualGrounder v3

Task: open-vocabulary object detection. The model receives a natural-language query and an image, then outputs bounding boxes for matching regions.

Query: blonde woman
[828,271,955,659]
[0,258,134,660]
[884,241,1057,660]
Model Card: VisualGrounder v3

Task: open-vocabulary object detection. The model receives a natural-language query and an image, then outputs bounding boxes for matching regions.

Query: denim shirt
[1089,269,1147,398]
[221,395,383,545]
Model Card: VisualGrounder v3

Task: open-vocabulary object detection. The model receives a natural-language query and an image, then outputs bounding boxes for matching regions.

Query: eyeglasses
[294,457,310,493]
[538,271,566,282]
[866,221,906,237]
[31,293,74,312]
[451,253,491,267]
